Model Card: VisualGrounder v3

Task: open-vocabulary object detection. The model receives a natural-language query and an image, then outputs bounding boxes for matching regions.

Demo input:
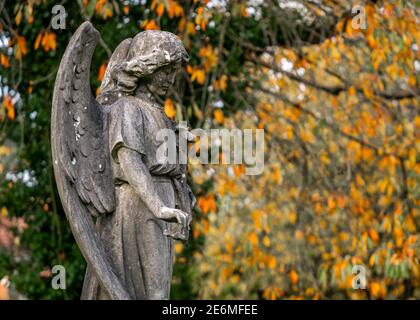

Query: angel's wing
[51,21,130,300]
[97,38,132,106]
[53,23,114,216]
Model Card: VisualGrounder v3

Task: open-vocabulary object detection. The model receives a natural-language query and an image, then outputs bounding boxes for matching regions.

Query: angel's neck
[134,85,156,102]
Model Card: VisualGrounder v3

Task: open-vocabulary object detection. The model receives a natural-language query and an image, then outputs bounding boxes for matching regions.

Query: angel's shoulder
[108,96,145,120]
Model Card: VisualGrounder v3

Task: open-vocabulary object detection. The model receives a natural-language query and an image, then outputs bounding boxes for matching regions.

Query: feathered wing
[97,37,132,106]
[51,21,130,299]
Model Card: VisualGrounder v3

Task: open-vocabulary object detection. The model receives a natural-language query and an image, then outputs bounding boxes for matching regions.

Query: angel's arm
[118,147,188,228]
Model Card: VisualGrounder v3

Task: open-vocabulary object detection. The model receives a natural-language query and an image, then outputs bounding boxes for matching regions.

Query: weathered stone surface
[51,21,194,300]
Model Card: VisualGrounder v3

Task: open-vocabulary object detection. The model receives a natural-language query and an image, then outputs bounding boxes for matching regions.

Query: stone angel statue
[51,22,195,300]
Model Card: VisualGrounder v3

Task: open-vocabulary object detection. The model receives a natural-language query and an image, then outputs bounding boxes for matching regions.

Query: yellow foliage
[190,67,206,85]
[213,109,224,125]
[199,45,218,72]
[141,19,159,30]
[163,98,176,118]
[2,96,15,121]
[97,62,107,82]
[0,54,10,68]
[34,31,57,52]
[213,75,228,92]
[262,236,271,247]
[289,270,299,285]
[191,1,420,300]
[14,36,27,60]
[197,194,216,214]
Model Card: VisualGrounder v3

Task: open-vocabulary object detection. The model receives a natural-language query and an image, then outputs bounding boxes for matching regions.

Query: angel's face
[146,64,180,96]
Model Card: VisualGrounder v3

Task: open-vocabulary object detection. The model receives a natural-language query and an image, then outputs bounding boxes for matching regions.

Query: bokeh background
[0,0,419,300]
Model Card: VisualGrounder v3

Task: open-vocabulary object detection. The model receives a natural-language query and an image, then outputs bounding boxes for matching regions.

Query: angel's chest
[141,106,173,147]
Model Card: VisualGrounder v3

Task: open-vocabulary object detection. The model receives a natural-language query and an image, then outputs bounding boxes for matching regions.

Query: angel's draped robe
[81,96,192,300]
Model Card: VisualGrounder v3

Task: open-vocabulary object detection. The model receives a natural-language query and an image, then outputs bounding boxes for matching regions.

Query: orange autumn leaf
[198,194,216,214]
[164,98,176,118]
[0,54,10,68]
[178,17,187,32]
[262,287,284,300]
[262,236,271,247]
[15,36,27,60]
[213,109,224,124]
[15,9,22,26]
[240,4,249,17]
[368,229,380,243]
[299,128,314,143]
[150,0,158,10]
[34,33,41,50]
[336,196,346,209]
[367,35,377,49]
[195,6,209,31]
[248,232,258,246]
[3,96,15,121]
[362,85,374,99]
[272,166,282,184]
[233,165,245,178]
[196,6,204,15]
[267,256,277,269]
[95,0,106,12]
[49,32,57,51]
[97,62,107,82]
[34,31,56,52]
[156,3,165,17]
[186,21,196,36]
[335,20,345,33]
[95,0,113,18]
[199,45,218,72]
[191,68,205,85]
[289,269,299,284]
[370,281,387,299]
[288,211,298,225]
[214,75,228,92]
[185,64,193,74]
[142,19,159,31]
[41,32,56,52]
[219,75,228,92]
[408,76,416,87]
[167,0,184,18]
[348,86,356,96]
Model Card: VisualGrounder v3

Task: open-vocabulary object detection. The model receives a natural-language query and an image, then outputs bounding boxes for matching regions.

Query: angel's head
[99,30,188,101]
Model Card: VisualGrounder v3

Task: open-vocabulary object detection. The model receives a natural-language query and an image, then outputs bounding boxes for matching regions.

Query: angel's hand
[155,206,189,229]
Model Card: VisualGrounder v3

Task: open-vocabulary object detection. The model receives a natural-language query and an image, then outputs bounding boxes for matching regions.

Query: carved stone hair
[98,30,188,105]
